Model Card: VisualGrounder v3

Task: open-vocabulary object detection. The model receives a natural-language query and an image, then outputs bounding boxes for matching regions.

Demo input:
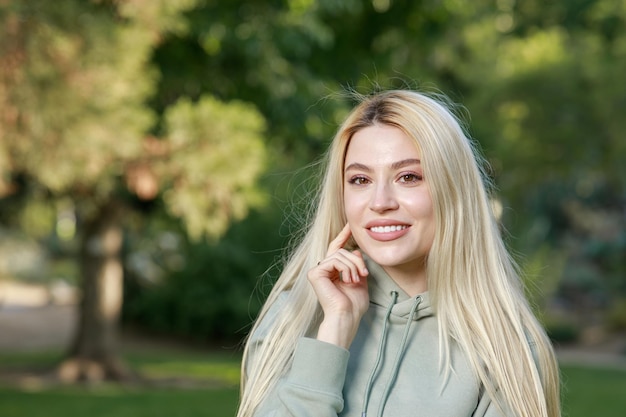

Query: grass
[0,386,239,417]
[1,349,625,417]
[561,365,626,417]
[0,345,242,417]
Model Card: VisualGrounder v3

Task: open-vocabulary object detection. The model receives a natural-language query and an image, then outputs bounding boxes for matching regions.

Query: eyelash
[346,172,423,185]
[399,173,423,183]
[347,176,370,185]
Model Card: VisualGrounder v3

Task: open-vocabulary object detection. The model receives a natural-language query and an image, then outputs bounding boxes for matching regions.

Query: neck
[382,264,428,297]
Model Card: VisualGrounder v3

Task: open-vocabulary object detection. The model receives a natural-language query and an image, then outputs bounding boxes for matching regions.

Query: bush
[123,207,288,344]
[545,319,580,344]
[607,298,626,332]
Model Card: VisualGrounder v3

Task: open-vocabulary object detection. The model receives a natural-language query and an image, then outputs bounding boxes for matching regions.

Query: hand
[307,224,370,349]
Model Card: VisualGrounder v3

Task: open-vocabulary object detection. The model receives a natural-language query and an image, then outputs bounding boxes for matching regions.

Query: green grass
[561,365,626,417]
[125,348,242,386]
[0,347,242,417]
[1,350,625,417]
[0,386,239,417]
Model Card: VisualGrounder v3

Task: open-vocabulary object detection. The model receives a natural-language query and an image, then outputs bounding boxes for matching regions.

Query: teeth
[370,225,407,233]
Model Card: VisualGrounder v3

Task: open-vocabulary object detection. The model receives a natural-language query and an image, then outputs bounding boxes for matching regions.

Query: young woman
[236,90,561,417]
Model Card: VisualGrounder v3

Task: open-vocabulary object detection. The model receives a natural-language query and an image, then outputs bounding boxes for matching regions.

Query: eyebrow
[344,158,421,173]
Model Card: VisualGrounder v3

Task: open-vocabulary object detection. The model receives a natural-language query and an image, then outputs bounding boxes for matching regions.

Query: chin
[363,250,407,268]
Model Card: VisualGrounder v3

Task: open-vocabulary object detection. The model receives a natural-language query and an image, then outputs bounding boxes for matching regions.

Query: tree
[0,0,267,382]
[446,0,626,328]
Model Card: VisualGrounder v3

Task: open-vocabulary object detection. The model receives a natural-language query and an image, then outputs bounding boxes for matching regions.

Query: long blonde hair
[237,90,560,417]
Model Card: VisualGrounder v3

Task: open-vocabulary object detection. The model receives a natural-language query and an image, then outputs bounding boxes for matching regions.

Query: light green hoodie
[249,257,508,416]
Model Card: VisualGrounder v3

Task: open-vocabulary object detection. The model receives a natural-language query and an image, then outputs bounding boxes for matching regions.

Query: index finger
[326,223,352,255]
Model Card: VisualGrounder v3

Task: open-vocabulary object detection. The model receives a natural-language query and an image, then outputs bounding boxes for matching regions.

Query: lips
[365,221,411,241]
[369,225,408,233]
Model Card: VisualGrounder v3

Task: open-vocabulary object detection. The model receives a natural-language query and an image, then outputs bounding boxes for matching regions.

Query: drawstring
[361,291,398,417]
[376,295,422,417]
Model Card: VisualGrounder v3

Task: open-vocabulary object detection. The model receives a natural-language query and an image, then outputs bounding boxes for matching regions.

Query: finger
[335,249,369,282]
[319,249,367,283]
[326,224,352,255]
[314,256,358,284]
[351,250,369,277]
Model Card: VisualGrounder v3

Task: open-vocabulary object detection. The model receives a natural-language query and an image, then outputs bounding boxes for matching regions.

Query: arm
[275,338,350,416]
[246,225,369,417]
[246,325,350,416]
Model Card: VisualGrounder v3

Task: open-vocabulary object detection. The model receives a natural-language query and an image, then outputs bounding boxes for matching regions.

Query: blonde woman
[237,90,561,417]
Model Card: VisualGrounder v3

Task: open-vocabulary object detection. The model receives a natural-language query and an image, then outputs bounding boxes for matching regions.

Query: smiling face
[343,123,435,293]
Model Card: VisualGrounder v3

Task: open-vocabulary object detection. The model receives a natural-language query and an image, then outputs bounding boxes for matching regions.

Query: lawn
[560,365,626,417]
[0,347,242,417]
[0,386,238,417]
[1,349,625,417]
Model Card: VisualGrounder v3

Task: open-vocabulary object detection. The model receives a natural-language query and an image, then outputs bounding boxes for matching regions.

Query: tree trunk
[58,200,132,383]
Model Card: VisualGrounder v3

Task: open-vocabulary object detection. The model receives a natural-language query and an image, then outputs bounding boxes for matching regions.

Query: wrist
[316,314,358,349]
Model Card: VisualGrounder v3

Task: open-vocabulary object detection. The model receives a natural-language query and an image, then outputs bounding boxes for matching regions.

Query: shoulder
[249,290,291,343]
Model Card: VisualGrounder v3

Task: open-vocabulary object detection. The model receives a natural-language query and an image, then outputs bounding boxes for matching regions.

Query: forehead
[344,124,420,166]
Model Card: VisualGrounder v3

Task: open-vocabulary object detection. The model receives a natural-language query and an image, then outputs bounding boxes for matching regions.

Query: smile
[369,225,408,233]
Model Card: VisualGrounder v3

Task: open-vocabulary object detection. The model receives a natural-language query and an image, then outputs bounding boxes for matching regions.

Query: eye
[347,176,370,186]
[398,173,423,183]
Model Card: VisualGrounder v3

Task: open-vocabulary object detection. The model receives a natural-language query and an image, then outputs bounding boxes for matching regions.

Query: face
[343,123,435,283]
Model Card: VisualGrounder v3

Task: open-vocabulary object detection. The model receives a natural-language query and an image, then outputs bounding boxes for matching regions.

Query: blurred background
[0,0,624,416]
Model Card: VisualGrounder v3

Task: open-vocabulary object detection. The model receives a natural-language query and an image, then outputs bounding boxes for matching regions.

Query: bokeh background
[0,1,624,416]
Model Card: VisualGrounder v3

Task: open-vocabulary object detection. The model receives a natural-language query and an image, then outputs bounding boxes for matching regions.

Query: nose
[369,182,399,213]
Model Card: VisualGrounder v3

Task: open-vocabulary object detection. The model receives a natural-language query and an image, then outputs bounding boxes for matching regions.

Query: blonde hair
[237,90,560,417]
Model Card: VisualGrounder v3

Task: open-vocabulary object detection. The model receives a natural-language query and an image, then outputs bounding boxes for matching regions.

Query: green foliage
[0,0,269,241]
[160,96,267,240]
[545,320,580,345]
[607,298,626,331]
[447,0,626,315]
[123,206,288,343]
[1,0,624,346]
[0,0,154,197]
[0,0,272,367]
[522,244,565,312]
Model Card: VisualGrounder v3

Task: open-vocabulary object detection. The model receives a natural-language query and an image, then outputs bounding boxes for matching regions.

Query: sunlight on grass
[125,348,242,386]
[135,360,240,385]
[0,348,242,386]
[0,348,242,417]
[0,351,63,369]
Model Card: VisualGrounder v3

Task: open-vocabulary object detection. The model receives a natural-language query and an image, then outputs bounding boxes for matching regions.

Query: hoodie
[248,257,508,417]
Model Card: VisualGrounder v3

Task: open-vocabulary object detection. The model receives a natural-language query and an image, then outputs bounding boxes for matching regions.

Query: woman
[237,90,561,417]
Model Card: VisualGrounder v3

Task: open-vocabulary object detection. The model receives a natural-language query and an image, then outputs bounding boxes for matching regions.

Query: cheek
[343,190,363,219]
[404,193,436,229]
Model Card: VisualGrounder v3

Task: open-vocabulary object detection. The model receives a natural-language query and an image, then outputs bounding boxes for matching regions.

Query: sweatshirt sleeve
[277,337,350,415]
[245,291,350,417]
[251,337,350,417]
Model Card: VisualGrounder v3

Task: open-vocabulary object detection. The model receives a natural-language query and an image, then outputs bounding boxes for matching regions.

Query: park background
[0,0,624,416]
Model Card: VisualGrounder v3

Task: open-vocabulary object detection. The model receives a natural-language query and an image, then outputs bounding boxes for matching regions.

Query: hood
[358,255,435,417]
[364,255,434,321]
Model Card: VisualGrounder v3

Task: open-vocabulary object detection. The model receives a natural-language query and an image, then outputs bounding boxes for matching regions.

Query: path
[0,280,76,352]
[1,280,625,372]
